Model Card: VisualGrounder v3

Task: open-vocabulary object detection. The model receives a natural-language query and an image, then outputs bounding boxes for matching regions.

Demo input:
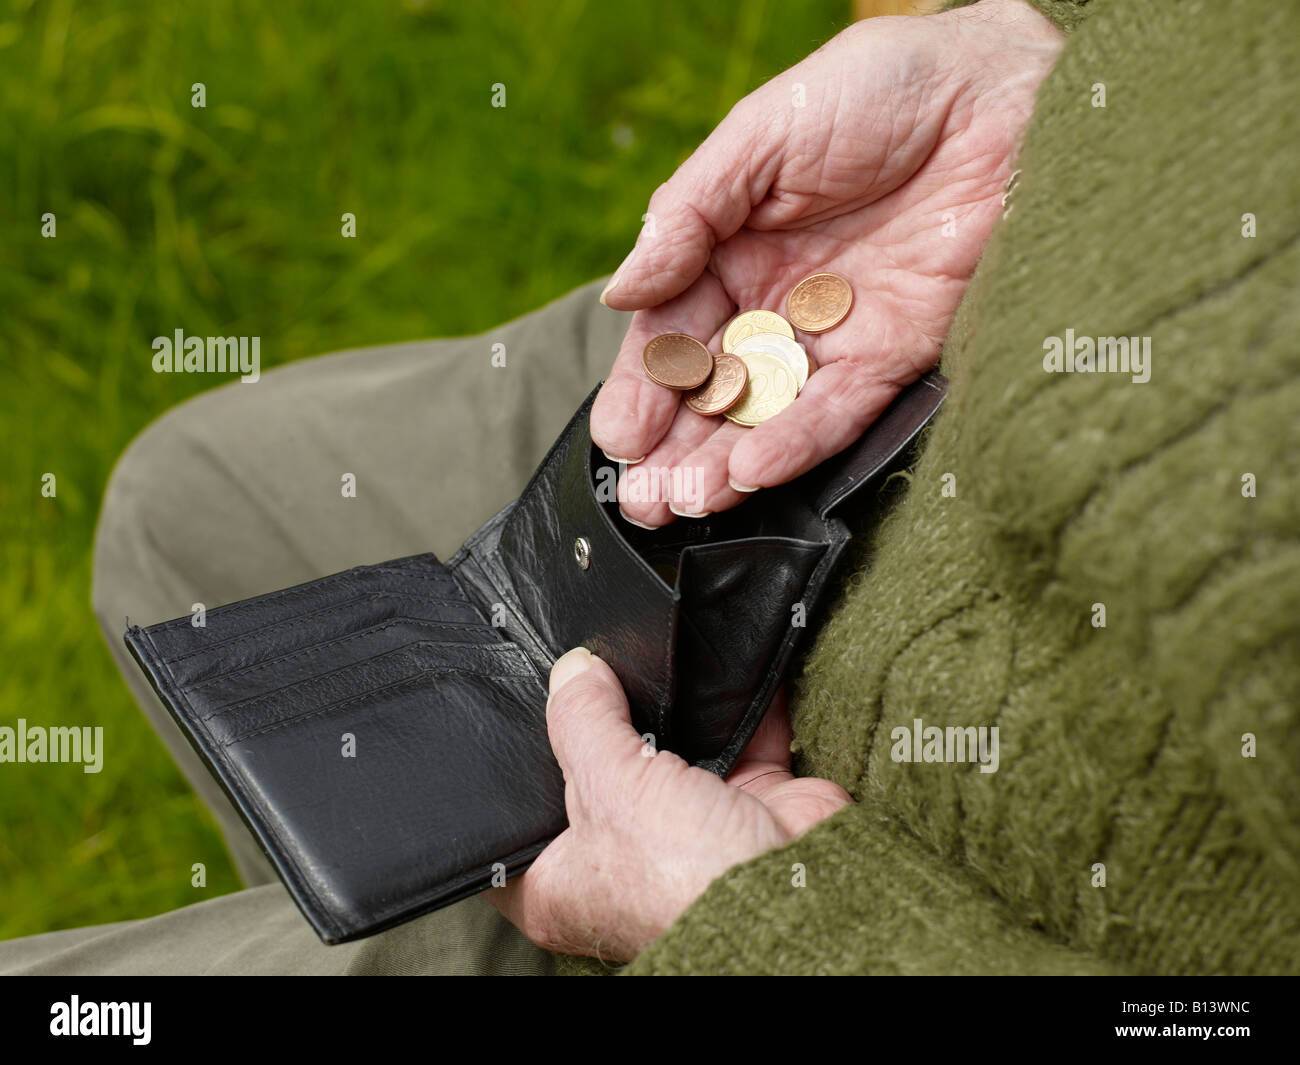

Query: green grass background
[0,0,846,938]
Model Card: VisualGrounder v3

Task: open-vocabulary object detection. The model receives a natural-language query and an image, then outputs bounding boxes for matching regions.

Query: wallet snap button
[573,537,591,570]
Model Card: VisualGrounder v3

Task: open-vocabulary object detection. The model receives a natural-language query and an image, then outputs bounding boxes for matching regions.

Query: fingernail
[602,450,645,465]
[619,506,660,530]
[599,246,639,306]
[728,477,760,493]
[598,269,622,307]
[668,503,711,519]
[549,646,595,695]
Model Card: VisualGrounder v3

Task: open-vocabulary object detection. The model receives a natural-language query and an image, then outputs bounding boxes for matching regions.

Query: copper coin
[785,272,853,334]
[684,353,749,416]
[642,333,713,390]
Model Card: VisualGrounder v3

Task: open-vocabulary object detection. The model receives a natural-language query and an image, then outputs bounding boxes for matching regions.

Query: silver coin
[730,332,809,392]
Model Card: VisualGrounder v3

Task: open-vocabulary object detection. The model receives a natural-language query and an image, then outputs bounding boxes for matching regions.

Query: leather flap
[804,371,947,520]
[460,388,681,744]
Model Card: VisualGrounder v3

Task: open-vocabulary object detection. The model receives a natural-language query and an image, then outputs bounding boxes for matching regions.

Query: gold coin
[724,351,799,427]
[722,309,795,352]
[730,332,809,392]
[785,272,853,334]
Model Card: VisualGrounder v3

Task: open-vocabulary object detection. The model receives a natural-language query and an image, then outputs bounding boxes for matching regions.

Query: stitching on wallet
[149,568,370,633]
[223,667,545,746]
[182,617,501,694]
[461,550,551,677]
[162,591,476,666]
[364,567,460,585]
[149,558,456,635]
[198,639,536,722]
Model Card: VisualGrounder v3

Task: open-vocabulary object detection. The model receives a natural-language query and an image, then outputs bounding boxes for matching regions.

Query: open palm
[591,0,1063,524]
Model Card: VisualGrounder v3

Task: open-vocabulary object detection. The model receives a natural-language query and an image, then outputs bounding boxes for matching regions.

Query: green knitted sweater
[564,0,1300,975]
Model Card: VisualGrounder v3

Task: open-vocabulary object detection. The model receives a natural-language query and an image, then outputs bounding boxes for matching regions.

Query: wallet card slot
[182,617,509,703]
[198,636,533,723]
[204,641,538,747]
[143,554,458,651]
[158,585,474,662]
[161,594,486,689]
[216,657,543,747]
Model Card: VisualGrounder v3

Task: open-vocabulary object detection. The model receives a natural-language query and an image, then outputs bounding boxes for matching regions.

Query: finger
[763,778,854,839]
[726,359,906,491]
[601,96,782,312]
[644,304,774,517]
[545,648,644,787]
[616,303,766,524]
[726,691,796,793]
[660,418,754,517]
[735,687,794,769]
[590,271,732,465]
[616,400,730,526]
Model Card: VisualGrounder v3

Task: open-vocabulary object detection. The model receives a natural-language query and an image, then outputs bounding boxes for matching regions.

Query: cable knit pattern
[558,0,1300,975]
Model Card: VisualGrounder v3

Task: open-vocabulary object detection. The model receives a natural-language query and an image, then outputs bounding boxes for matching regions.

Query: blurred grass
[0,0,846,938]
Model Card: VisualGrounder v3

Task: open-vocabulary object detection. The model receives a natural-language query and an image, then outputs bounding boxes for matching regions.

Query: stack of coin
[640,272,854,427]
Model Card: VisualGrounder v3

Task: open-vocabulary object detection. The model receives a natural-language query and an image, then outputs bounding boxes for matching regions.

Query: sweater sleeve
[558,804,1125,976]
[572,804,1123,975]
[945,0,1095,34]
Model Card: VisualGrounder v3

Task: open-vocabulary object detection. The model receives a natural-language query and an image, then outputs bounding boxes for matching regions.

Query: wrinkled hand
[591,0,1063,524]
[488,647,851,963]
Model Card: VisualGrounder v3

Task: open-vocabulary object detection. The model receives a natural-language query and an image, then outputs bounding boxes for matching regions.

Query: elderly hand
[591,0,1063,524]
[487,647,852,963]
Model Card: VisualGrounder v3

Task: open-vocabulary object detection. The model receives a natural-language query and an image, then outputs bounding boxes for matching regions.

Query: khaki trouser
[0,278,630,975]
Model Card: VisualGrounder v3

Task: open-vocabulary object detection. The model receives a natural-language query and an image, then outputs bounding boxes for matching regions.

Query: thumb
[601,97,780,311]
[545,647,645,786]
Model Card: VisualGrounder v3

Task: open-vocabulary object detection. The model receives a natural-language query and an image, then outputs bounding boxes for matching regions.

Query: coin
[722,309,795,352]
[724,351,799,427]
[642,333,712,390]
[684,353,748,416]
[786,272,853,334]
[730,332,810,391]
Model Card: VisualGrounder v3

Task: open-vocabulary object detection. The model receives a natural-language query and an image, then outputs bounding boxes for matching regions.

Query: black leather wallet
[125,372,945,943]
